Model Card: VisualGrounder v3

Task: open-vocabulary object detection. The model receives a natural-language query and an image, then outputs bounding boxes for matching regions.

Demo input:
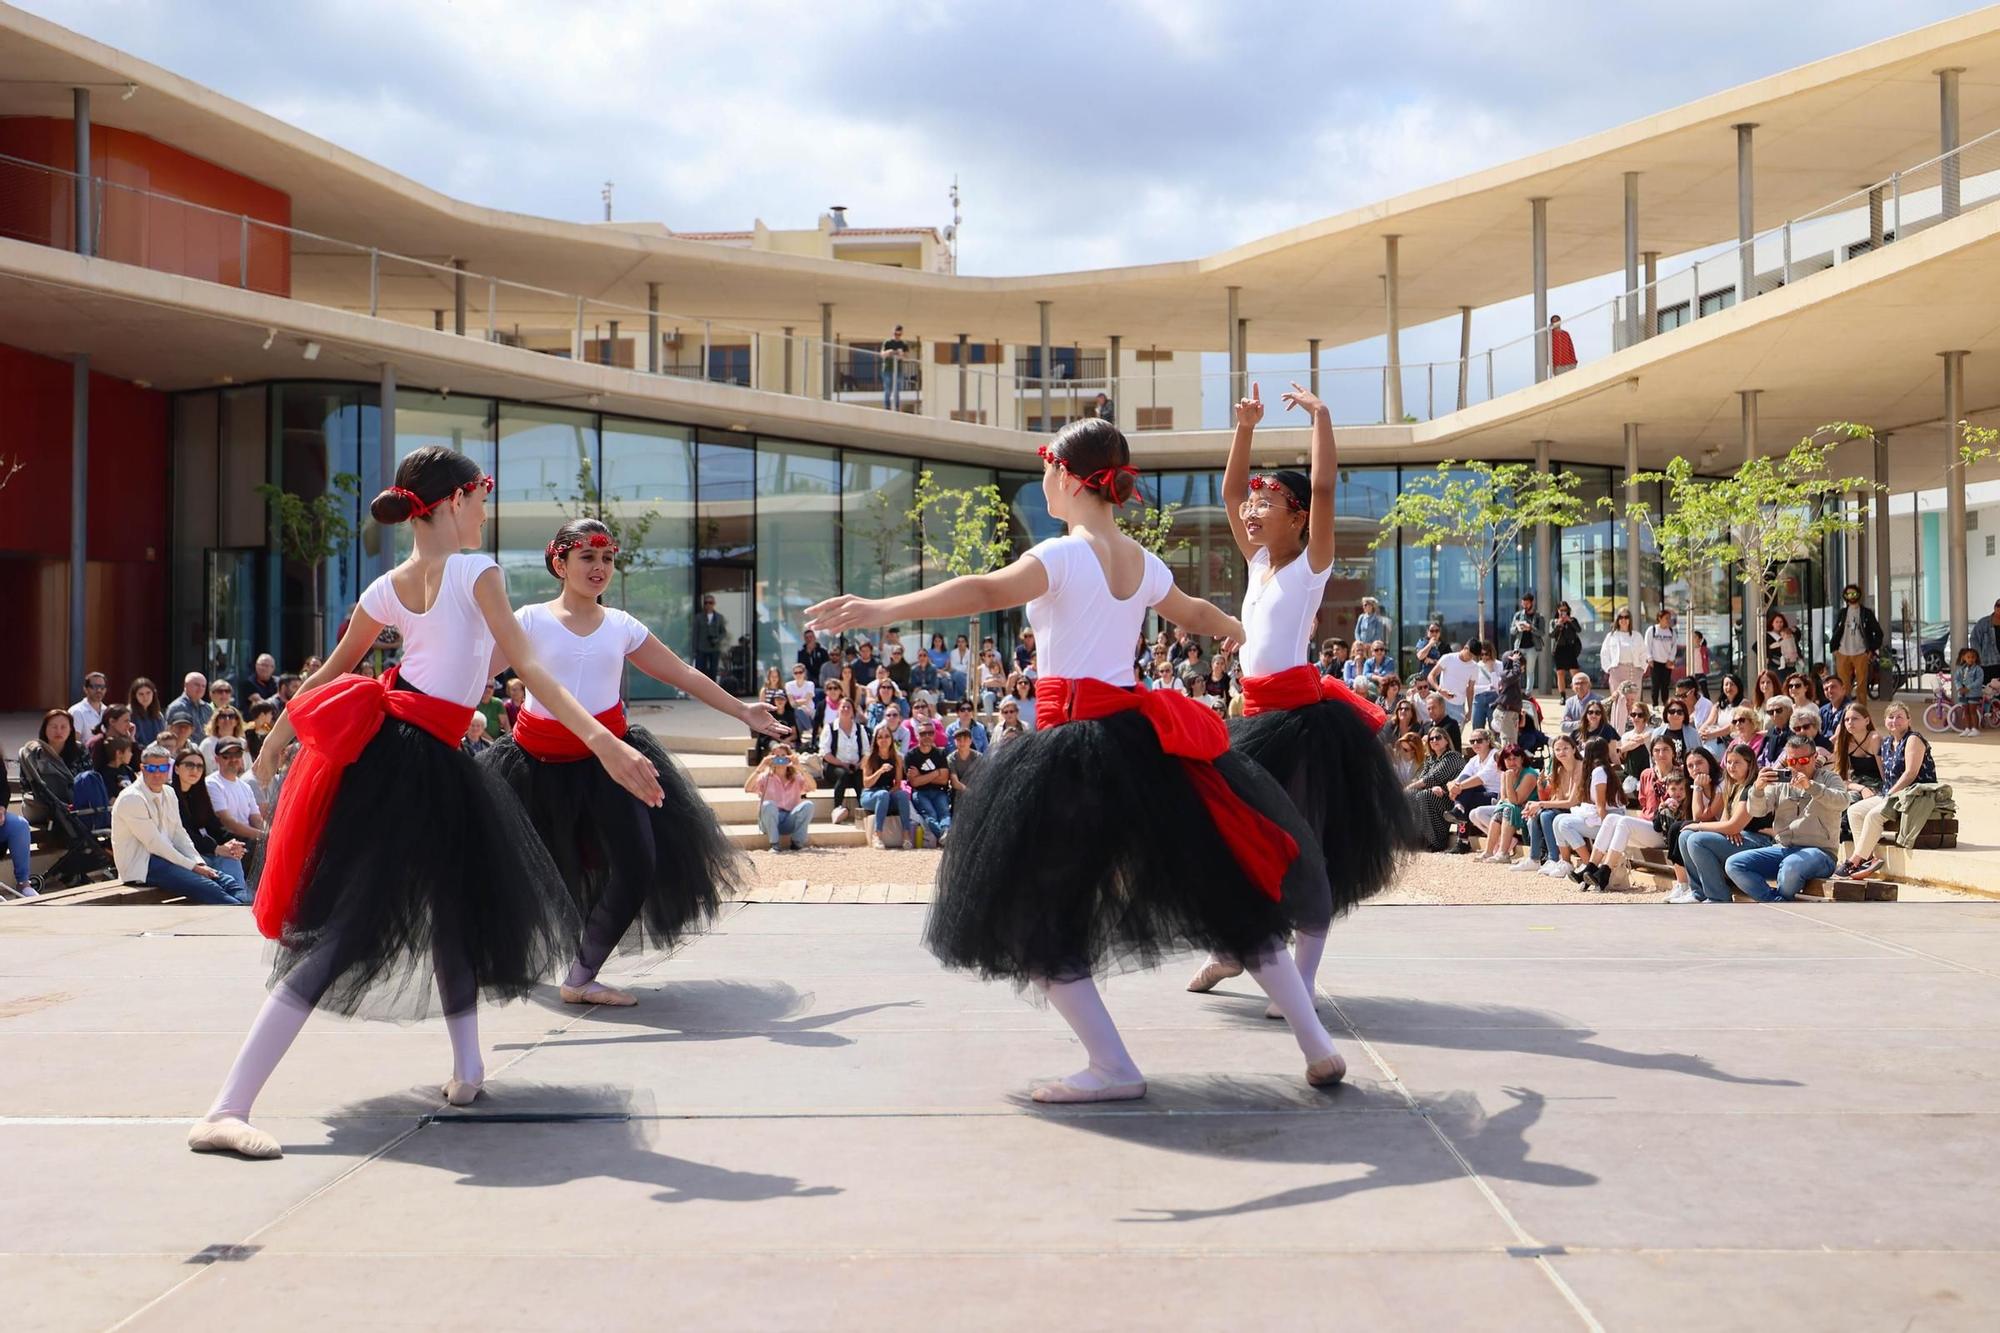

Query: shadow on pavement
[498,978,920,1052]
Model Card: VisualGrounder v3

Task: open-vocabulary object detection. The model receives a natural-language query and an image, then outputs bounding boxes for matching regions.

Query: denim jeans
[883,365,902,410]
[757,799,814,850]
[1471,690,1496,731]
[1530,808,1564,862]
[141,854,248,905]
[861,787,914,835]
[908,786,951,841]
[1679,828,1773,902]
[203,851,247,888]
[1724,842,1836,902]
[2,810,31,883]
[1520,647,1540,693]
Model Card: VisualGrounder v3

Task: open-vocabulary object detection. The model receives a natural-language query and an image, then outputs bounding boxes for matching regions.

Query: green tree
[547,456,664,608]
[908,469,1015,649]
[1620,424,1877,678]
[256,472,361,653]
[1116,500,1189,559]
[1371,461,1589,644]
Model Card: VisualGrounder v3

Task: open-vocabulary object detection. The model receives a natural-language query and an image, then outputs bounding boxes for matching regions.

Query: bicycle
[1922,676,1976,733]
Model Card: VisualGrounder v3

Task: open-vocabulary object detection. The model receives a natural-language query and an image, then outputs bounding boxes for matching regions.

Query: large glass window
[755,439,839,683]
[601,418,695,698]
[696,433,757,695]
[391,393,495,563]
[1153,470,1244,625]
[1556,466,1619,668]
[839,451,918,648]
[1397,466,1489,666]
[1330,466,1398,656]
[497,404,598,605]
[273,383,372,664]
[914,461,997,662]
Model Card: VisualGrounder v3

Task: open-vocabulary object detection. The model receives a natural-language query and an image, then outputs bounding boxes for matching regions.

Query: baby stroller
[15,751,114,888]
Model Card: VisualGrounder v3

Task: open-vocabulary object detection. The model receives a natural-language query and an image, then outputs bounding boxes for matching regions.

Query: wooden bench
[1629,845,1897,901]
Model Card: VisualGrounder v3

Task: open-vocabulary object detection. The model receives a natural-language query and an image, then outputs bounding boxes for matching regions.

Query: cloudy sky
[18,0,1985,275]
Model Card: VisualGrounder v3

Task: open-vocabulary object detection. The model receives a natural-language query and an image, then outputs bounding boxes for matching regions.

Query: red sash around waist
[1035,675,1296,902]
[510,704,629,762]
[253,668,474,940]
[1242,664,1388,730]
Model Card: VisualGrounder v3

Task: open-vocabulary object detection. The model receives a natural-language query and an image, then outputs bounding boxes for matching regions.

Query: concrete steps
[663,734,870,850]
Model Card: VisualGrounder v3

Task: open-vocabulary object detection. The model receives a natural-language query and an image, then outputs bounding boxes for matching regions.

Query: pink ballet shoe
[560,981,638,1007]
[1306,1053,1347,1088]
[1186,958,1243,993]
[441,1077,483,1107]
[1030,1074,1148,1104]
[187,1116,282,1159]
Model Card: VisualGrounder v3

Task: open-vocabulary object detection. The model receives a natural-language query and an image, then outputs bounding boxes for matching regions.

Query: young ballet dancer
[807,417,1346,1103]
[188,446,664,1160]
[482,517,785,1007]
[1187,383,1414,1003]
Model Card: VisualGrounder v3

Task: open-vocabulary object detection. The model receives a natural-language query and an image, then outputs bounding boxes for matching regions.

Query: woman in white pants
[1598,607,1646,704]
[1571,736,1678,891]
[1546,737,1619,879]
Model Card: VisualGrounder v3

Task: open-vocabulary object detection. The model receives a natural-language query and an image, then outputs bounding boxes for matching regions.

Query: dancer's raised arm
[1280,381,1338,574]
[1221,383,1263,564]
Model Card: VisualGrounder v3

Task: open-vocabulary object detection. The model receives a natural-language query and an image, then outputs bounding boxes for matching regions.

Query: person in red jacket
[1549,314,1577,375]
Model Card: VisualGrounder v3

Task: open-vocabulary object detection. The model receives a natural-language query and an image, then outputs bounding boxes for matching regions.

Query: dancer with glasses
[807,418,1343,1102]
[188,446,665,1160]
[482,517,784,1008]
[1185,383,1411,1010]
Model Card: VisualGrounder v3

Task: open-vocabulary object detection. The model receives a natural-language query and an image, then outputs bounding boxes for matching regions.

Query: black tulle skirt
[269,718,578,1020]
[925,710,1327,983]
[1228,697,1416,917]
[480,724,746,952]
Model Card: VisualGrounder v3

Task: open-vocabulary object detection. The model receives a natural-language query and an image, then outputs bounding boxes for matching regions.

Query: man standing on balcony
[695,595,728,683]
[1549,315,1577,376]
[1091,392,1115,424]
[881,325,909,411]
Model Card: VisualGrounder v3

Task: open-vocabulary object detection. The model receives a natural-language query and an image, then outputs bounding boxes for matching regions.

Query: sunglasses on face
[142,763,172,774]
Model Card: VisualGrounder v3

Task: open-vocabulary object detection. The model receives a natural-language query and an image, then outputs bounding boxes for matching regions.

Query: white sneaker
[1509,857,1543,874]
[1665,885,1697,904]
[1540,860,1570,878]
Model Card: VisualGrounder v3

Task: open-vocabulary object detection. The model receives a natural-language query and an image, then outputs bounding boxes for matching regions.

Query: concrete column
[645,283,661,373]
[1533,438,1555,691]
[1939,67,1963,220]
[1943,350,1969,653]
[782,326,794,395]
[1624,423,1643,615]
[1623,172,1640,349]
[1873,433,1892,631]
[606,320,619,368]
[820,303,833,401]
[1735,124,1756,303]
[1236,319,1249,402]
[1457,306,1472,410]
[68,355,87,691]
[1038,300,1053,430]
[379,364,397,579]
[1866,187,1886,250]
[1740,389,1761,671]
[956,333,969,416]
[1307,338,1321,398]
[72,88,91,257]
[1107,334,1120,417]
[452,259,466,335]
[1530,198,1549,383]
[1383,235,1403,422]
[1226,286,1241,402]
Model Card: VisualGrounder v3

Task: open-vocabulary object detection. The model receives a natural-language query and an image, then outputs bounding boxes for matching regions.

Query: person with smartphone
[1721,734,1846,901]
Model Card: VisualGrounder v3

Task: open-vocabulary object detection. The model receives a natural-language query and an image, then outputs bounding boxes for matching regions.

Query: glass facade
[601,419,695,699]
[755,439,839,684]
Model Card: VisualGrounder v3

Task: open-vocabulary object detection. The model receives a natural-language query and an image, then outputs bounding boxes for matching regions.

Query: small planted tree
[1371,461,1589,644]
[256,472,361,654]
[547,457,663,608]
[1116,498,1189,559]
[908,469,1015,649]
[1621,424,1876,678]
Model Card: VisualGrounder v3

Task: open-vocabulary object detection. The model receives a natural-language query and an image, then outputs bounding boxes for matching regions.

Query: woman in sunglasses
[190,446,666,1162]
[483,517,784,1009]
[808,415,1339,1102]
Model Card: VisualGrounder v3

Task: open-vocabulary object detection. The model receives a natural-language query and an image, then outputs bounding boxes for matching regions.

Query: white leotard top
[516,602,649,718]
[1236,546,1333,678]
[1024,534,1174,686]
[356,552,499,708]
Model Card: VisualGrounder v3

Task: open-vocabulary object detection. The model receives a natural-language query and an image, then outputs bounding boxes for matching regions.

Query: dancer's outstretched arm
[807,553,1051,633]
[1280,382,1339,575]
[1155,586,1246,645]
[1221,383,1263,564]
[629,635,788,738]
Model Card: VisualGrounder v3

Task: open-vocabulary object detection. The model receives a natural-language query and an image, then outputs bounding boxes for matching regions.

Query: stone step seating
[1624,846,1899,902]
[669,743,871,850]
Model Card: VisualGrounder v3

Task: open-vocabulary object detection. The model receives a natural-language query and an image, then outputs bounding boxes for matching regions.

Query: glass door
[695,434,755,696]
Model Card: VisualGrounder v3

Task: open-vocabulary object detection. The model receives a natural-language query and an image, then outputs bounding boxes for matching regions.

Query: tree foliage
[256,472,362,651]
[1371,461,1589,642]
[548,457,664,605]
[1116,500,1189,558]
[908,470,1014,577]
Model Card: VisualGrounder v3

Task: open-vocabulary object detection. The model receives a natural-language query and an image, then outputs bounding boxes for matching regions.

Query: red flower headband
[1037,443,1142,505]
[1247,475,1305,512]
[389,474,494,520]
[546,531,620,566]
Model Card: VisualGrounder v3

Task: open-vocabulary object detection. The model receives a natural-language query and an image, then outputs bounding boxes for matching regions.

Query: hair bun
[370,488,415,524]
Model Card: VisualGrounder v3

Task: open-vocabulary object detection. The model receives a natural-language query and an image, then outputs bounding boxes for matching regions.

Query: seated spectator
[110,745,248,905]
[1833,702,1882,803]
[69,670,109,741]
[1723,735,1845,901]
[243,653,281,707]
[1651,699,1701,764]
[1617,702,1654,785]
[1547,737,1621,880]
[1784,672,1822,712]
[1571,699,1616,748]
[924,633,960,701]
[1559,672,1600,729]
[206,739,267,885]
[1380,697,1422,745]
[990,697,1029,751]
[1,761,40,896]
[899,692,949,751]
[461,712,493,756]
[200,706,247,768]
[1405,727,1468,852]
[948,726,985,810]
[207,678,236,723]
[744,742,814,852]
[172,750,248,888]
[785,663,819,750]
[859,725,915,849]
[1316,638,1347,679]
[904,727,952,845]
[1608,678,1643,734]
[1516,734,1585,874]
[1014,628,1036,674]
[885,642,913,693]
[1179,642,1209,693]
[1444,729,1502,826]
[1472,743,1539,863]
[1659,747,1728,901]
[1818,674,1852,737]
[19,709,86,822]
[819,699,866,822]
[1788,707,1832,754]
[163,672,214,734]
[1008,673,1037,729]
[1571,735,1680,890]
[243,700,278,760]
[978,650,1010,711]
[948,633,973,702]
[275,674,304,708]
[1757,699,1795,765]
[946,699,988,753]
[866,679,904,732]
[86,735,138,802]
[1388,730,1424,784]
[88,704,137,770]
[909,650,942,700]
[1840,700,1932,880]
[1360,641,1396,691]
[1676,742,1771,903]
[1148,658,1181,692]
[1204,650,1238,714]
[161,715,198,759]
[1422,693,1463,751]
[503,677,527,733]
[127,677,167,746]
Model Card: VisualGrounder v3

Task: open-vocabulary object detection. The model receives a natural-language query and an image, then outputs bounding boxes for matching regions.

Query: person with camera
[745,741,815,852]
[1722,734,1847,901]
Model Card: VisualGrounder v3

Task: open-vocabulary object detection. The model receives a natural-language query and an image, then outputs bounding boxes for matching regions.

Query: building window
[1969,510,1980,531]
[707,345,751,387]
[1986,535,1995,558]
[1655,302,1690,333]
[1698,288,1735,318]
[1135,406,1175,431]
[1135,348,1174,362]
[755,439,840,683]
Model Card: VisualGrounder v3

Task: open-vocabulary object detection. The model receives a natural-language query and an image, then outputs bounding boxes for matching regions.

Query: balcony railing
[1012,353,1107,387]
[833,352,922,394]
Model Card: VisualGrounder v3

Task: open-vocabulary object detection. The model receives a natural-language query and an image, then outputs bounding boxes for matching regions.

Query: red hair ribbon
[546,531,621,567]
[1036,444,1142,505]
[390,475,494,520]
[1248,475,1304,512]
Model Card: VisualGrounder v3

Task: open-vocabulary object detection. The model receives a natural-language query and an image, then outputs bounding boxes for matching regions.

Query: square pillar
[1533,439,1555,692]
[1456,306,1472,410]
[1624,423,1643,615]
[647,282,660,374]
[1226,286,1241,402]
[1383,235,1402,421]
[1107,334,1120,419]
[1873,433,1892,633]
[1943,350,1969,652]
[1939,68,1964,220]
[452,259,466,336]
[1038,300,1053,430]
[72,88,91,257]
[1623,173,1640,349]
[1531,198,1549,382]
[1735,124,1757,304]
[820,303,833,401]
[1308,338,1320,398]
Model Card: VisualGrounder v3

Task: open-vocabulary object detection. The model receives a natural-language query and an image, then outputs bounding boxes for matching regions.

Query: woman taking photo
[1550,602,1583,683]
[859,723,915,849]
[744,741,814,852]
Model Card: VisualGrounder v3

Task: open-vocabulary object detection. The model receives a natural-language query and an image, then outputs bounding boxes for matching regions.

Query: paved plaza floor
[4,898,1999,1332]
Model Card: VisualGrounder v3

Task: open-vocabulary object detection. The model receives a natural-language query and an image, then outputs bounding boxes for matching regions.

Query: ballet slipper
[441,1077,483,1107]
[1030,1074,1147,1104]
[187,1116,282,1159]
[1306,1052,1348,1088]
[560,981,638,1007]
[1186,958,1243,993]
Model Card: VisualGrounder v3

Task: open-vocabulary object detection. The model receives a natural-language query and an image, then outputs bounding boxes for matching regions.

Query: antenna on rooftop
[945,176,962,274]
[601,181,614,222]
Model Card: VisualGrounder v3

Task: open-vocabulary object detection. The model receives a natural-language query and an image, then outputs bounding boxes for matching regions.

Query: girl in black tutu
[188,447,665,1160]
[1187,383,1413,1003]
[482,517,784,1008]
[808,418,1347,1103]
